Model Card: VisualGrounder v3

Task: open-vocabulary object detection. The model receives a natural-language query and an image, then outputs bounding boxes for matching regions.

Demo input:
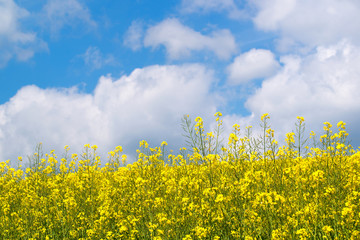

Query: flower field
[0,114,359,239]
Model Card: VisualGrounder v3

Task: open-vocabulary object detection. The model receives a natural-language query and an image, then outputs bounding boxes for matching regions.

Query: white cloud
[0,64,217,163]
[227,49,280,84]
[180,0,245,19]
[0,0,46,67]
[144,18,236,60]
[123,20,144,51]
[251,0,360,50]
[81,46,116,70]
[226,40,360,147]
[0,86,107,162]
[0,0,32,41]
[42,0,96,37]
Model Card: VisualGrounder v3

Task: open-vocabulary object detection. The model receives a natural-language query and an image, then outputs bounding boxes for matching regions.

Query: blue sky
[1,0,360,162]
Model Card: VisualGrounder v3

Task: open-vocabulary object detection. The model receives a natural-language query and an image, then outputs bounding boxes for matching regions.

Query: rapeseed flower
[0,114,358,239]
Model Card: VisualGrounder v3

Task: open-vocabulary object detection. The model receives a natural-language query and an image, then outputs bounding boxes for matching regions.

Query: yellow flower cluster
[0,114,359,239]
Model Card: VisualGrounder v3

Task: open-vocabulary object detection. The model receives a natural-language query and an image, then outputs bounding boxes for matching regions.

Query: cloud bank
[0,64,217,163]
[251,0,360,50]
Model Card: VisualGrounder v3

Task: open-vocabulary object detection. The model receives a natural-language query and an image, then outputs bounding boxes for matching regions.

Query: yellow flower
[195,116,203,122]
[215,194,224,203]
[296,228,309,240]
[285,132,295,145]
[337,121,346,129]
[309,131,316,139]
[232,124,240,131]
[122,155,127,165]
[207,132,214,138]
[194,226,208,238]
[320,134,327,142]
[322,226,333,234]
[323,122,332,131]
[297,116,305,124]
[139,140,149,148]
[119,225,128,233]
[106,231,113,239]
[342,207,353,217]
[261,113,269,121]
[115,145,123,152]
[87,229,95,236]
[182,235,192,240]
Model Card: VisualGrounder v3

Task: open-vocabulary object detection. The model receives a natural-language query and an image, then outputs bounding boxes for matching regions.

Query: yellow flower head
[207,132,214,138]
[337,121,346,129]
[139,140,149,148]
[228,133,239,144]
[195,116,204,129]
[261,113,269,121]
[122,155,127,164]
[297,116,305,124]
[115,145,123,152]
[323,122,332,131]
[215,194,224,202]
[232,124,240,131]
[214,112,222,117]
[195,116,203,122]
[322,226,334,234]
[285,132,295,145]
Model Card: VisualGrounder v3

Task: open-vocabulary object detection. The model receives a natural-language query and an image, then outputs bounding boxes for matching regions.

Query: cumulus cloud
[144,18,236,60]
[224,40,360,147]
[227,49,280,84]
[80,46,116,70]
[0,64,217,163]
[0,86,108,161]
[180,0,245,19]
[41,0,96,37]
[0,0,46,67]
[251,0,360,50]
[123,20,144,51]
